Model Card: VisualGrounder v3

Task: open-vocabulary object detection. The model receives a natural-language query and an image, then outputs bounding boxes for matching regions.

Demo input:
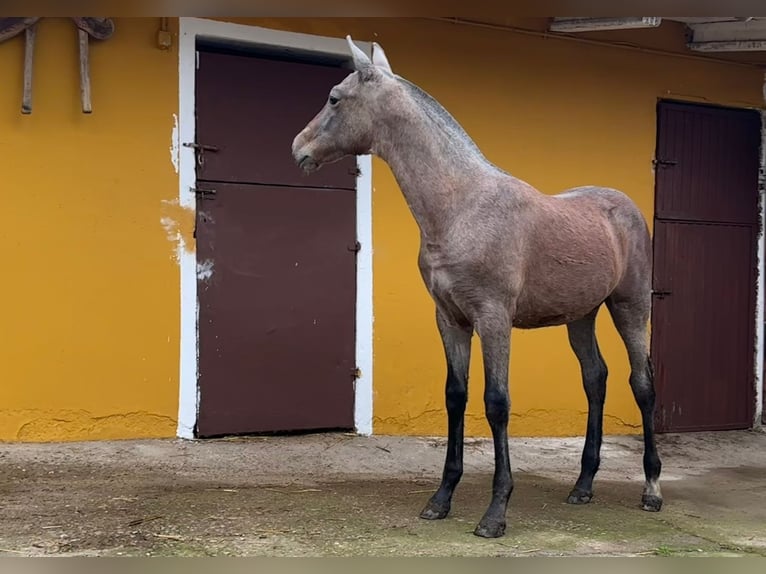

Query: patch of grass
[653,545,680,556]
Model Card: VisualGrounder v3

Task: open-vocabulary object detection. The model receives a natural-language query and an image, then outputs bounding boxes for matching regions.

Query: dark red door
[650,101,760,432]
[194,47,358,437]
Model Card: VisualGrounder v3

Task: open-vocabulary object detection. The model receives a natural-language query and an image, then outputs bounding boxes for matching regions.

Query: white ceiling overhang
[549,17,766,52]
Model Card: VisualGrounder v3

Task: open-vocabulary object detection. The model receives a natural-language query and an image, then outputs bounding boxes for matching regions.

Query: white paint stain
[197,259,214,281]
[160,216,179,243]
[170,113,179,174]
[199,209,215,224]
[160,215,184,266]
[160,198,189,265]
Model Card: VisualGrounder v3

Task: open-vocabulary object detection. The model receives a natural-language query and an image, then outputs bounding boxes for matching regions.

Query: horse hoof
[566,489,593,505]
[474,519,506,538]
[419,500,450,520]
[641,494,663,512]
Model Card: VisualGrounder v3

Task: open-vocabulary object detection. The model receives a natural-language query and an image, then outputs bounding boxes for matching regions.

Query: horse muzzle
[296,154,320,173]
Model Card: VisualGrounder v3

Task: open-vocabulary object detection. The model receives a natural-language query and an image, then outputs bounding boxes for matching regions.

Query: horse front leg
[473,310,513,538]
[420,307,473,520]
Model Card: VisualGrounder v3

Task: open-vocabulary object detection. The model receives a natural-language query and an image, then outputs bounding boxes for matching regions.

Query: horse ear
[346,35,375,80]
[371,42,393,73]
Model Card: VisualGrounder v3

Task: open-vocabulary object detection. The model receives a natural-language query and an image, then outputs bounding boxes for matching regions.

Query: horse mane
[395,75,509,176]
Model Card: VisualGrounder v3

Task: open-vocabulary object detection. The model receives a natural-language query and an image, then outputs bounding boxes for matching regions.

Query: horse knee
[630,374,655,410]
[484,387,509,425]
[445,384,467,413]
[627,355,655,406]
[582,359,607,404]
[584,359,608,383]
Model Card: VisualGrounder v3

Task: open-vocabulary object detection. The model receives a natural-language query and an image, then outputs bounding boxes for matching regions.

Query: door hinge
[351,367,361,379]
[652,158,677,169]
[349,167,361,177]
[347,241,361,253]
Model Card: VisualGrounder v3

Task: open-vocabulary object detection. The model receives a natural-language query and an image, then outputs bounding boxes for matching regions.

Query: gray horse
[292,36,662,538]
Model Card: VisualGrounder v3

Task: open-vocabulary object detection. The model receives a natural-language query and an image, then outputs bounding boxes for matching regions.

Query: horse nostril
[297,155,312,169]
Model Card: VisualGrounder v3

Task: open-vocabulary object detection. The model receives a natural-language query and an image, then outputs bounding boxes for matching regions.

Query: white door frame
[175,17,374,439]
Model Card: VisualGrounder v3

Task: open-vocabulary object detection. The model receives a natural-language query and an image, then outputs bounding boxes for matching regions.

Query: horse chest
[419,251,484,322]
[423,265,458,297]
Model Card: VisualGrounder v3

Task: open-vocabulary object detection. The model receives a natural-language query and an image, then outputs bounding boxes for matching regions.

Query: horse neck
[373,84,503,241]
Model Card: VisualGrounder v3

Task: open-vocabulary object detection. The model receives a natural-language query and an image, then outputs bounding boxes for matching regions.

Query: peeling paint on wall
[170,113,180,174]
[197,259,214,281]
[160,198,195,262]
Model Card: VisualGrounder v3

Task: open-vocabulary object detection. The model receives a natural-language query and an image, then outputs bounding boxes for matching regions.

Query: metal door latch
[190,186,216,199]
[652,158,678,169]
[183,142,219,152]
[183,142,219,167]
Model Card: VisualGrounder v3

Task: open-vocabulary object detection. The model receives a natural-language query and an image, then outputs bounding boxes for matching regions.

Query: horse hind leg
[606,294,663,512]
[566,306,608,505]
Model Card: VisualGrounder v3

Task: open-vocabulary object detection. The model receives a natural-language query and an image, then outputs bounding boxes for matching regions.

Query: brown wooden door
[194,47,358,437]
[650,101,760,433]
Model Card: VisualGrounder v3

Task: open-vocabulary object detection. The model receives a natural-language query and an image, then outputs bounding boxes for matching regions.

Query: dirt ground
[1,429,765,557]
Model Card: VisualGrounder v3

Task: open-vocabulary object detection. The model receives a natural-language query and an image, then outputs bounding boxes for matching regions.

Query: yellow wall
[0,18,762,441]
[0,18,181,441]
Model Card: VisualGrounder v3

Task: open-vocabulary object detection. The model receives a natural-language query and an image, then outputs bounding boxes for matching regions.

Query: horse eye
[329,95,340,106]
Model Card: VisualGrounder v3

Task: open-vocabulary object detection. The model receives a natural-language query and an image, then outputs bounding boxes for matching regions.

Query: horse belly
[513,259,617,328]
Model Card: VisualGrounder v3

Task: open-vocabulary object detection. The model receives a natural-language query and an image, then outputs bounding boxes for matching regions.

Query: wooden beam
[22,23,36,114]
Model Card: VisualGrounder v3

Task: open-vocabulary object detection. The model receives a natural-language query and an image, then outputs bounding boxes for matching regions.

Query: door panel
[195,49,356,189]
[651,101,759,433]
[196,183,357,436]
[651,220,756,432]
[194,48,358,437]
[654,102,759,225]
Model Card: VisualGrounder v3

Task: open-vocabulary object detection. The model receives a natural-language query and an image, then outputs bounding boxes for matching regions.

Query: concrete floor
[0,429,765,556]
